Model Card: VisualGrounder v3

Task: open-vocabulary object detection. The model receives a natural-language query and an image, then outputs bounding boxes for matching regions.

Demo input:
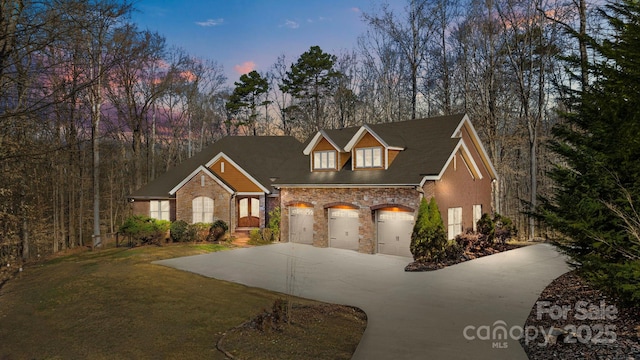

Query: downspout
[230,193,236,233]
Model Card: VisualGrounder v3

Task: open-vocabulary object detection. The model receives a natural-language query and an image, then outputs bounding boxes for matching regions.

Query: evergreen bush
[170,220,189,242]
[410,197,447,261]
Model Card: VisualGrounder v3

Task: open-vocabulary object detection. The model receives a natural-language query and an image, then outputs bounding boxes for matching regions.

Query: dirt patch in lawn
[219,302,367,360]
[0,244,366,360]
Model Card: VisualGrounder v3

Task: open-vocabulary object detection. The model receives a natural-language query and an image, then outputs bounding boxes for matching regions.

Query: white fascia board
[169,165,234,195]
[203,152,270,194]
[459,141,483,180]
[303,132,323,155]
[454,114,498,180]
[344,125,391,152]
[303,130,342,155]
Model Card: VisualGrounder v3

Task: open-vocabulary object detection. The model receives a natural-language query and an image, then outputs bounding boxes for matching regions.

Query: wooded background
[0,0,597,261]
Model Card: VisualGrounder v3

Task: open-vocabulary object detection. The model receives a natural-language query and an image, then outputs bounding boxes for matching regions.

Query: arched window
[192,196,214,223]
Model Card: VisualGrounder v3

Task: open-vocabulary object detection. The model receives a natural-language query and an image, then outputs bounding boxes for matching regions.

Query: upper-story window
[313,150,336,170]
[355,147,382,168]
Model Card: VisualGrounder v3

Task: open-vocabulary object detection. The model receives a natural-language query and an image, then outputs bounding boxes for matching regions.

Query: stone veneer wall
[175,170,232,225]
[280,187,421,254]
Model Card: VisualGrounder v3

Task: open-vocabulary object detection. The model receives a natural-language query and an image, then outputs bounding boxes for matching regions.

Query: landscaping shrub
[476,213,495,241]
[455,230,484,252]
[248,229,273,245]
[410,197,447,261]
[188,223,211,243]
[119,215,170,246]
[207,220,228,243]
[268,207,281,241]
[170,220,189,243]
[476,213,516,244]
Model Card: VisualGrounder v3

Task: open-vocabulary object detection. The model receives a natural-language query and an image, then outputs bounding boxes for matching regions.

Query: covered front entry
[376,208,414,257]
[238,196,260,227]
[289,206,314,244]
[328,207,359,251]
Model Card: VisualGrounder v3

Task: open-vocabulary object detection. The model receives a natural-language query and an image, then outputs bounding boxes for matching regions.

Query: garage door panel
[377,210,414,257]
[290,207,313,244]
[329,208,359,251]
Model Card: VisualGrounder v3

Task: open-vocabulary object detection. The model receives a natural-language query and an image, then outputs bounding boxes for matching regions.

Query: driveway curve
[155,243,569,359]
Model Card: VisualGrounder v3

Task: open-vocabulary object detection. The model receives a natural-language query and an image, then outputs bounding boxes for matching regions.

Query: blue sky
[132,0,383,83]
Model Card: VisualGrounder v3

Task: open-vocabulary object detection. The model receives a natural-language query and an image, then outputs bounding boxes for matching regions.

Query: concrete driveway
[155,243,569,359]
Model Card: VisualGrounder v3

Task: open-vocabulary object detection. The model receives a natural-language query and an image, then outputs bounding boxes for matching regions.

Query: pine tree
[226,70,269,135]
[538,0,640,303]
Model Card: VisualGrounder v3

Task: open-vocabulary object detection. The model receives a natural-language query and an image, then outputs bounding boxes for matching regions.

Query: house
[129,114,497,257]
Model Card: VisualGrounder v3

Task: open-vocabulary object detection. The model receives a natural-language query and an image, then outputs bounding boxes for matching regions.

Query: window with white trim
[313,150,337,170]
[473,205,482,232]
[448,207,463,240]
[355,147,382,168]
[192,196,214,223]
[150,200,170,221]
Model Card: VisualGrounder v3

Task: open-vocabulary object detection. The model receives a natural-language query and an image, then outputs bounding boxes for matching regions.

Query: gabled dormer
[344,125,405,170]
[303,130,352,172]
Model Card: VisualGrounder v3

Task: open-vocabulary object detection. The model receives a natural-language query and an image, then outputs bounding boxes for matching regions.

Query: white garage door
[289,207,314,244]
[377,210,414,257]
[328,208,359,251]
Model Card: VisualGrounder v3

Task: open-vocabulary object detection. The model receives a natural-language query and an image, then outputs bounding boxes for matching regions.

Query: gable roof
[273,113,496,187]
[130,136,303,199]
[169,165,235,195]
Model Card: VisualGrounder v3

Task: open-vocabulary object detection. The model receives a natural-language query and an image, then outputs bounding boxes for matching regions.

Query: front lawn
[0,244,365,359]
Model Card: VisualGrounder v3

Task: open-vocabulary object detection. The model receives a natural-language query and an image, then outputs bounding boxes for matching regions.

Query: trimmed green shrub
[119,215,170,246]
[476,213,495,241]
[170,220,189,242]
[207,220,228,243]
[248,229,273,245]
[410,197,448,261]
[268,207,281,241]
[476,213,516,244]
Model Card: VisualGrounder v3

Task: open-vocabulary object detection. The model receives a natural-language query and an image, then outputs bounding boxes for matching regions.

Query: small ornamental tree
[410,197,447,261]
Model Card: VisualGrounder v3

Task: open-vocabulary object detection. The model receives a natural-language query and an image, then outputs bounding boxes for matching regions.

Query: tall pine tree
[538,0,640,303]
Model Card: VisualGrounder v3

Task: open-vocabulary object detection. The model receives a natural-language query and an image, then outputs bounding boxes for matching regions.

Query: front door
[238,197,260,227]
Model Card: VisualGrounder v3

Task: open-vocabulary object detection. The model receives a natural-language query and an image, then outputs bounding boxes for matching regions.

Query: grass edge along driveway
[0,244,365,360]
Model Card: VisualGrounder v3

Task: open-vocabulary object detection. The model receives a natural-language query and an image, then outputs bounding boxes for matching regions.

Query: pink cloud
[233,61,256,75]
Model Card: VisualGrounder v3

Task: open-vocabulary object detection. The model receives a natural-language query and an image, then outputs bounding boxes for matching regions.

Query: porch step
[231,230,252,248]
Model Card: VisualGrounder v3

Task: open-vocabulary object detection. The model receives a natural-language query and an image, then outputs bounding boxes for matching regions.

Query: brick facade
[280,187,420,254]
[175,170,232,226]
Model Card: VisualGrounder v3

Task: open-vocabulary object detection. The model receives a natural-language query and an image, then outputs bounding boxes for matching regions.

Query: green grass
[0,244,365,359]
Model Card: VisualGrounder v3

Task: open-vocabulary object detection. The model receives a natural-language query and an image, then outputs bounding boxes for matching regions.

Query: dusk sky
[132,0,390,84]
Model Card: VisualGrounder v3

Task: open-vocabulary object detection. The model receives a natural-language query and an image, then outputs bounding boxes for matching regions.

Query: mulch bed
[520,271,640,359]
[404,243,518,271]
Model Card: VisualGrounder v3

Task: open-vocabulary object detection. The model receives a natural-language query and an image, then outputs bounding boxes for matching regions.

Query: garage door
[328,208,359,251]
[377,210,414,257]
[289,207,314,244]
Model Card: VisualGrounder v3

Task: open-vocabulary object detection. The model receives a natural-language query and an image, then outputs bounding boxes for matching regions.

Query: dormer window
[355,147,382,168]
[314,150,337,170]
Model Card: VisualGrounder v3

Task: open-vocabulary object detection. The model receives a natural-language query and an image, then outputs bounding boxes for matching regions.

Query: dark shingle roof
[130,114,469,197]
[130,136,303,198]
[273,114,466,186]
